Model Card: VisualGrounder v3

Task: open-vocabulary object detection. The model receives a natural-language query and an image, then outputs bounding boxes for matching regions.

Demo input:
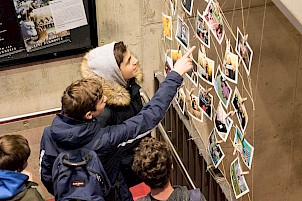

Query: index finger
[183,46,196,58]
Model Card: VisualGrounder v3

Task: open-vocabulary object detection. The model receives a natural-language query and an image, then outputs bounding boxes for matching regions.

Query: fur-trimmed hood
[80,50,143,107]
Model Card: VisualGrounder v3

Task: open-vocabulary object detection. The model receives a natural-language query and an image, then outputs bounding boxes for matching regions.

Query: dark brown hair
[114,41,127,67]
[132,137,173,188]
[61,77,103,120]
[0,135,30,172]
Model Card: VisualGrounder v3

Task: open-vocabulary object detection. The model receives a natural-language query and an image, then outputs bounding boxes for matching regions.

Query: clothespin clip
[240,171,249,175]
[206,87,212,94]
[233,147,237,155]
[226,110,236,118]
[216,140,224,144]
[178,45,181,53]
[226,39,231,53]
[241,97,247,104]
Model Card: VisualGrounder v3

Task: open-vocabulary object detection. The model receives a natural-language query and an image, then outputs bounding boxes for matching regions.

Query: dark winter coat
[39,71,183,201]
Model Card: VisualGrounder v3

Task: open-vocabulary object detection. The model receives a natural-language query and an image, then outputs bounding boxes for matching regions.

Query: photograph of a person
[214,66,232,109]
[231,87,248,132]
[233,126,254,169]
[214,102,233,142]
[186,89,203,122]
[222,50,239,84]
[185,58,198,86]
[175,87,186,114]
[164,55,173,77]
[175,16,189,50]
[197,49,215,85]
[208,130,225,168]
[196,10,210,48]
[203,0,224,44]
[235,27,253,75]
[170,0,177,15]
[230,157,250,199]
[162,13,172,40]
[198,84,213,120]
[171,49,182,66]
[181,0,194,16]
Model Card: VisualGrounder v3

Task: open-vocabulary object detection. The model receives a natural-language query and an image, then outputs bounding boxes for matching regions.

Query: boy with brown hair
[0,134,44,201]
[132,137,206,201]
[40,47,196,200]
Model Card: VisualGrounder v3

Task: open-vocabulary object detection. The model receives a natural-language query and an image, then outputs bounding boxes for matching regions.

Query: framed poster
[0,0,97,67]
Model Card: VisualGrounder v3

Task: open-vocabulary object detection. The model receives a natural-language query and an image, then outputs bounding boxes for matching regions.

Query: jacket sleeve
[96,71,183,152]
[39,128,56,195]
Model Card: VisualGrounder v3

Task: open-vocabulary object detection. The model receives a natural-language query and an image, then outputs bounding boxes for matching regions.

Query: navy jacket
[39,71,183,198]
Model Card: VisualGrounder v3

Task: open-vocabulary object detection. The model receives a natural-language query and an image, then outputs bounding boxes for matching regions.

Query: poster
[0,0,25,58]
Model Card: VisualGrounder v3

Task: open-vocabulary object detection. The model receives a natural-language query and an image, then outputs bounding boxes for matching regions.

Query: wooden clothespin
[226,110,236,118]
[206,87,212,94]
[240,171,249,175]
[216,140,224,144]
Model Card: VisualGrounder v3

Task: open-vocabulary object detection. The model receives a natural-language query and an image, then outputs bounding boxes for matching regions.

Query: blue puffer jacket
[40,71,183,200]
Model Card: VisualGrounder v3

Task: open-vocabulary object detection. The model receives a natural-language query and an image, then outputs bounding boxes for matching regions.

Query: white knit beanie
[87,42,127,87]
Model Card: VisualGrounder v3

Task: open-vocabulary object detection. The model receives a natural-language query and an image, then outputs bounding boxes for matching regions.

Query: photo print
[170,0,177,15]
[175,86,186,115]
[230,157,250,199]
[181,0,194,16]
[186,89,203,122]
[197,49,215,85]
[164,55,173,77]
[195,10,210,48]
[214,66,232,109]
[233,126,254,169]
[185,58,198,86]
[235,27,253,75]
[203,0,225,44]
[171,49,182,66]
[198,84,213,120]
[162,13,172,40]
[222,50,239,84]
[175,16,189,50]
[208,130,225,168]
[214,102,233,142]
[231,87,248,132]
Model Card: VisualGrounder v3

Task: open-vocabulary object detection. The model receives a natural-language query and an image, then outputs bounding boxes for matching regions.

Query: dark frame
[0,0,98,67]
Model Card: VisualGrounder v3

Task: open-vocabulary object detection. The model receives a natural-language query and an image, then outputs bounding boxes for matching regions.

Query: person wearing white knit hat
[81,41,145,200]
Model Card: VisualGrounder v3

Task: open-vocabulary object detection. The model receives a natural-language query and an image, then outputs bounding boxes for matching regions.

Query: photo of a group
[208,130,225,168]
[235,27,253,75]
[222,50,239,84]
[164,55,173,77]
[175,87,186,114]
[181,0,194,16]
[186,89,203,122]
[196,10,210,48]
[197,49,215,85]
[198,85,213,120]
[232,87,248,132]
[186,58,198,86]
[203,0,224,44]
[214,67,232,109]
[214,102,233,142]
[233,126,254,169]
[175,16,189,50]
[230,157,250,199]
[162,13,172,40]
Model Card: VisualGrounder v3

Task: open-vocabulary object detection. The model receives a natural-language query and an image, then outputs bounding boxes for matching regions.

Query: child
[0,134,44,201]
[132,137,206,201]
[81,41,144,188]
[40,46,196,201]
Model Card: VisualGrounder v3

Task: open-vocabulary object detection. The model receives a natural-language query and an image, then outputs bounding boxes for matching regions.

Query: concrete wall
[0,0,301,200]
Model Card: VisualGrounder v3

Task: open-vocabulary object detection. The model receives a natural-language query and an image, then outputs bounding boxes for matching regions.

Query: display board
[0,0,97,67]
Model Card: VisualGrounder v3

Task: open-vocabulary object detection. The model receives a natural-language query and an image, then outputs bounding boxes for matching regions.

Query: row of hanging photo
[163,0,255,199]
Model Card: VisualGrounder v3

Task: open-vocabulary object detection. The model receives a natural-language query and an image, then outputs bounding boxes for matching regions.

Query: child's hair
[114,41,127,67]
[61,77,103,120]
[132,137,173,189]
[0,135,30,172]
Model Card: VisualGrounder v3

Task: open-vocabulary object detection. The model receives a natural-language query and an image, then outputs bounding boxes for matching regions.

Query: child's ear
[85,111,93,120]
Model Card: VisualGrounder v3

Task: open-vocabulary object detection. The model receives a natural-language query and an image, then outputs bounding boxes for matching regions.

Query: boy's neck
[150,181,174,200]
